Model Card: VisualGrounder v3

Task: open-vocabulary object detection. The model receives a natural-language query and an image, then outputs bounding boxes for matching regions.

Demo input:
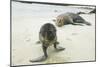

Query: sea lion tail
[84,21,91,26]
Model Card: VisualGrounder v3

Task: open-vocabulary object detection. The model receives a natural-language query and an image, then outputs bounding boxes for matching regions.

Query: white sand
[12,1,95,66]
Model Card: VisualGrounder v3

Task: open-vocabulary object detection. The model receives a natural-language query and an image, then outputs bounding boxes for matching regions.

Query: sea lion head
[39,23,57,43]
[52,18,63,27]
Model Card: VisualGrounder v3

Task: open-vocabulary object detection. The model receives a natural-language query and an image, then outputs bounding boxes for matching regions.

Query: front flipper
[55,46,65,51]
[55,41,59,44]
[30,45,48,62]
[54,43,65,51]
[71,23,83,26]
[30,55,47,62]
[36,41,41,44]
[69,19,83,26]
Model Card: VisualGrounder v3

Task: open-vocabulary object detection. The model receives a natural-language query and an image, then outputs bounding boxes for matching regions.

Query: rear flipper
[75,20,91,26]
[84,21,91,26]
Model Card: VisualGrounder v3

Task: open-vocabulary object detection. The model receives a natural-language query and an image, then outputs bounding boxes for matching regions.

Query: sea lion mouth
[56,21,63,27]
[57,24,63,27]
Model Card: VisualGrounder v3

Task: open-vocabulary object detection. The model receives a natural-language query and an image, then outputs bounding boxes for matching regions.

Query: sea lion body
[30,23,65,62]
[55,12,91,27]
[39,23,57,47]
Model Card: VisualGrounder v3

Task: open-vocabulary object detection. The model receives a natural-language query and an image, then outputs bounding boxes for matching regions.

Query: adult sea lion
[53,12,91,27]
[30,23,65,62]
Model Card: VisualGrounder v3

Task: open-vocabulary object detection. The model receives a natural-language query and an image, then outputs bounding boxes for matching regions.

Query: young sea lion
[30,23,65,62]
[53,12,91,27]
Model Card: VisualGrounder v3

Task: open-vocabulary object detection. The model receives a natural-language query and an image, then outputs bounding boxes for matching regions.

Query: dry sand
[12,1,95,66]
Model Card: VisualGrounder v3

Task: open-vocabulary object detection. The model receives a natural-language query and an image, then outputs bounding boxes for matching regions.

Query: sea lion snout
[52,18,63,27]
[56,19,64,27]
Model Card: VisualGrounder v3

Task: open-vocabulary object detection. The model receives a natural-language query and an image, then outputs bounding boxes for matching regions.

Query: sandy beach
[12,1,95,66]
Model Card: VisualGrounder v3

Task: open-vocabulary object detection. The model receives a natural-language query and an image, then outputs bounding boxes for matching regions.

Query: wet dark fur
[39,23,56,42]
[30,23,65,62]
